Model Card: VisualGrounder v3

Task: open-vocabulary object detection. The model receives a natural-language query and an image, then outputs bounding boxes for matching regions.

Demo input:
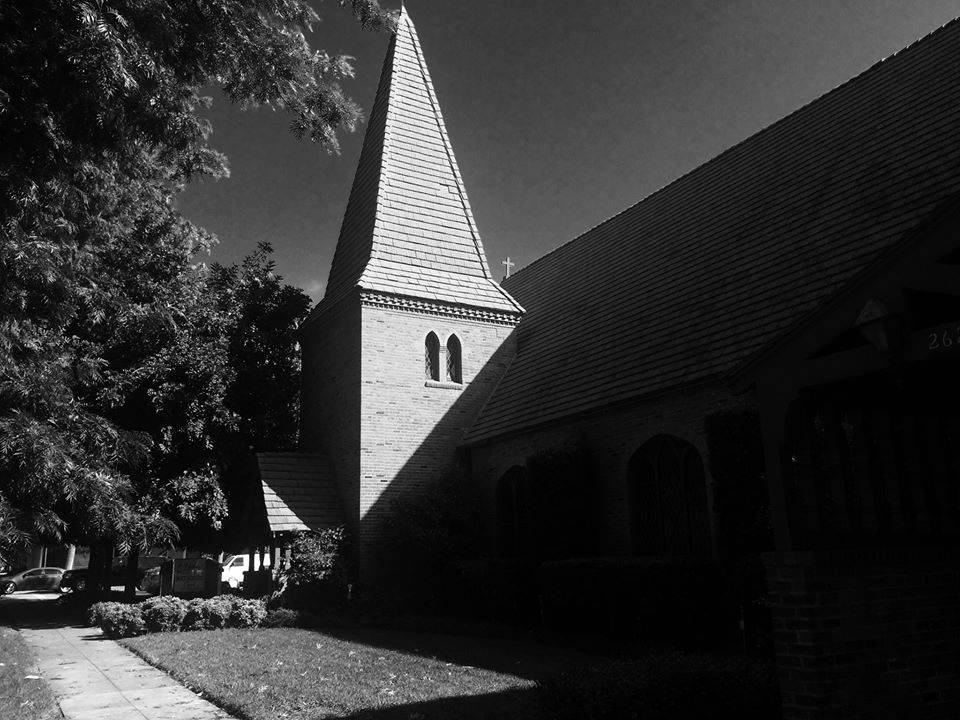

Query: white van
[220,553,271,589]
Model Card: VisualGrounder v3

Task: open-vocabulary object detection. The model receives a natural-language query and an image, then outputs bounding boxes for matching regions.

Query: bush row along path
[19,622,236,720]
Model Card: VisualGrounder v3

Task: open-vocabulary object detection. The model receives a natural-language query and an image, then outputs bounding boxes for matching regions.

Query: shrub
[274,527,354,610]
[96,603,146,639]
[89,595,268,635]
[262,607,341,629]
[182,596,232,631]
[263,608,300,628]
[538,557,729,648]
[226,596,267,628]
[140,596,188,633]
[284,527,352,587]
[86,601,116,627]
[537,651,780,720]
[179,595,267,631]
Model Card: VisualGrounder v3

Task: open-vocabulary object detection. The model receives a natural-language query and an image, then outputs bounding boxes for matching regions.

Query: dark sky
[178,1,960,300]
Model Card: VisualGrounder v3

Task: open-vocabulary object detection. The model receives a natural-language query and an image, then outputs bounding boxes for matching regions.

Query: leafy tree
[273,527,355,609]
[208,243,311,455]
[0,0,392,567]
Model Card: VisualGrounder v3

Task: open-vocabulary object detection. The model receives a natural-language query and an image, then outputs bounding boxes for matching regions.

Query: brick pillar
[763,548,960,719]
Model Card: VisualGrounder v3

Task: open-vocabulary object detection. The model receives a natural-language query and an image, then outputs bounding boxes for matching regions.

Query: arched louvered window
[446,334,462,383]
[627,434,710,556]
[425,332,440,381]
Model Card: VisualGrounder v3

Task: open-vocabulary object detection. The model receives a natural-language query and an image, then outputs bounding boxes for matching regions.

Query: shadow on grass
[340,687,539,720]
[315,624,598,682]
[0,593,87,630]
[0,589,153,631]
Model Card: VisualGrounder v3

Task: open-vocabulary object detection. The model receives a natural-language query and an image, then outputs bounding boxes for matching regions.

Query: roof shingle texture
[313,10,521,318]
[257,453,342,533]
[467,18,960,442]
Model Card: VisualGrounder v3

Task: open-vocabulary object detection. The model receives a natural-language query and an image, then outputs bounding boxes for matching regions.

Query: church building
[261,9,960,719]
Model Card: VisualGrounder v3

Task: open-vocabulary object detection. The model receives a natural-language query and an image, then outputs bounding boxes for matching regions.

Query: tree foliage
[207,244,311,453]
[0,0,392,563]
[272,527,354,609]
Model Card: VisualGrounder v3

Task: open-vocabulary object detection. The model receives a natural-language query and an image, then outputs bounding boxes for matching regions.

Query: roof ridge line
[506,14,960,286]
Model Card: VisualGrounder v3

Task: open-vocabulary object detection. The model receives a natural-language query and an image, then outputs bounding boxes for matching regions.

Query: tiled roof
[307,9,521,323]
[466,18,960,443]
[257,453,342,534]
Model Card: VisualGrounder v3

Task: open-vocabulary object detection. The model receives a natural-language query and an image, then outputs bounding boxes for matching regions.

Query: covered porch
[740,205,960,718]
[238,452,343,595]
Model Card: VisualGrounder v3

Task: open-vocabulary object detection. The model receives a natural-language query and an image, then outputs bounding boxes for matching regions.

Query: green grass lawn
[123,627,543,719]
[0,627,60,720]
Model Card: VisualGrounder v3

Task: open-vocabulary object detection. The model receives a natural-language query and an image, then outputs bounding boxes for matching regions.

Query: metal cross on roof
[501,256,515,280]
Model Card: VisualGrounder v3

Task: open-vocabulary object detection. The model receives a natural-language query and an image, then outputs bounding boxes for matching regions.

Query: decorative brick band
[359,291,521,325]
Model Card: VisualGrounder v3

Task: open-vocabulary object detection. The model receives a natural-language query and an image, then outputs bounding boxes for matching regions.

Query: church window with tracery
[627,434,710,556]
[425,332,440,381]
[446,334,462,383]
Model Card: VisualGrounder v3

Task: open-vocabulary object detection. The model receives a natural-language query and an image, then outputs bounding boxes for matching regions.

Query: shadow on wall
[350,328,733,651]
[354,324,520,595]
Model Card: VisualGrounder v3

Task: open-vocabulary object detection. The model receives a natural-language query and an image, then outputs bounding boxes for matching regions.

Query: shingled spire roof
[310,8,521,320]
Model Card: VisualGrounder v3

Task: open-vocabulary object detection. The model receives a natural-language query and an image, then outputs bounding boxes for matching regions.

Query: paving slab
[19,625,236,720]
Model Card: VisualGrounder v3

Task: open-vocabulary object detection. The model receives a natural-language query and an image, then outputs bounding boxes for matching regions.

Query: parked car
[221,553,271,590]
[59,555,167,592]
[139,554,272,594]
[141,565,161,594]
[0,567,64,594]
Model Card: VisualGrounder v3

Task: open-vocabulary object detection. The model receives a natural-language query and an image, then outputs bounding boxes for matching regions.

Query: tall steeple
[313,8,522,319]
[298,8,524,588]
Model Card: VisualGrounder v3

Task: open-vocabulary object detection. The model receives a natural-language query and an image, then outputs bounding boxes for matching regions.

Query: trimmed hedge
[262,608,301,628]
[538,651,780,719]
[539,557,729,647]
[88,602,146,639]
[141,595,188,633]
[87,595,267,638]
[182,596,233,631]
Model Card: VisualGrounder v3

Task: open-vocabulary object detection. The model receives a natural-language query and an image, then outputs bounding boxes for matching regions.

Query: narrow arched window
[627,434,710,556]
[496,466,529,556]
[446,334,462,383]
[425,332,440,381]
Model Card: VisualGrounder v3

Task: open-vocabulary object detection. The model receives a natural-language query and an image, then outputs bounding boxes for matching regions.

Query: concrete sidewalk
[20,625,236,720]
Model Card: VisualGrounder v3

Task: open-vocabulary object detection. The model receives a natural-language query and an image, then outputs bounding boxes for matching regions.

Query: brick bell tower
[298,8,523,588]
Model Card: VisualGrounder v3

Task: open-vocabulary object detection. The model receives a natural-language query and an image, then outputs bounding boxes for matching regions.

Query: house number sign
[928,323,960,351]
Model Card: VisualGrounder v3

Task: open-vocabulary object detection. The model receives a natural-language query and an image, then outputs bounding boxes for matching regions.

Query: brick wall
[764,548,960,719]
[467,382,752,555]
[299,300,362,536]
[357,303,517,580]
